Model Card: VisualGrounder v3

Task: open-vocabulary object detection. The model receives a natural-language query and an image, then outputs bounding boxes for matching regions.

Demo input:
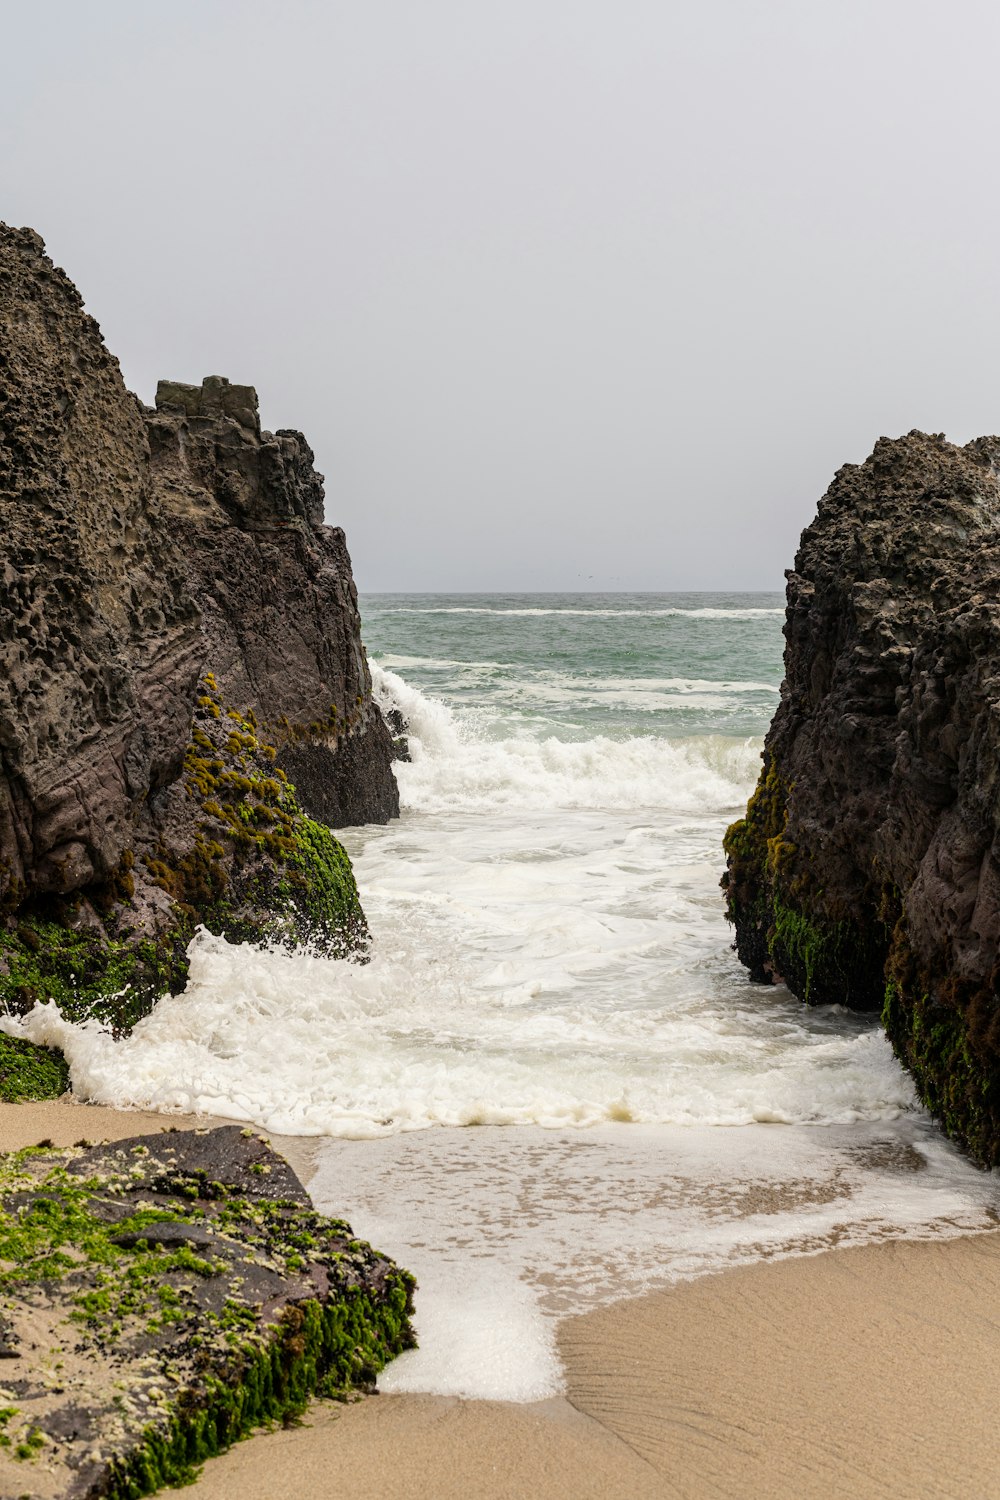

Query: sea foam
[7,669,916,1137]
[373,663,763,812]
[310,1119,1000,1400]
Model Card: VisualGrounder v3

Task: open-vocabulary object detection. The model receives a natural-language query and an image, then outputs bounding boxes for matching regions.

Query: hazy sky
[4,1,1000,591]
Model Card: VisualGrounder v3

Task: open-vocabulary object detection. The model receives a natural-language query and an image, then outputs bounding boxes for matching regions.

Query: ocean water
[10,591,1000,1399]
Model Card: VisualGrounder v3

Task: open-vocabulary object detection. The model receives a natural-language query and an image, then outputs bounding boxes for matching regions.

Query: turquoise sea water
[362,590,785,740]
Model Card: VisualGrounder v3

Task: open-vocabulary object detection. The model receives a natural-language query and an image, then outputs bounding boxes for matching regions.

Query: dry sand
[0,1098,319,1184]
[6,1100,1000,1499]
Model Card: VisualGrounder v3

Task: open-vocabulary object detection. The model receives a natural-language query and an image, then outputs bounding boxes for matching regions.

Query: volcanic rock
[723,430,1000,1163]
[0,224,399,1054]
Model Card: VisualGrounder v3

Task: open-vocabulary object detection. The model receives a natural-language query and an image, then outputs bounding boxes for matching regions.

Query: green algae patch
[285,816,363,942]
[106,1287,414,1497]
[165,676,368,959]
[0,676,370,1071]
[768,897,886,1011]
[0,1126,415,1499]
[0,915,191,1034]
[0,1032,69,1101]
[882,921,1000,1166]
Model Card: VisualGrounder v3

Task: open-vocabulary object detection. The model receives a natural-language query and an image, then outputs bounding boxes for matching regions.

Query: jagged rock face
[0,226,201,906]
[0,223,398,1035]
[147,377,399,828]
[723,430,1000,1163]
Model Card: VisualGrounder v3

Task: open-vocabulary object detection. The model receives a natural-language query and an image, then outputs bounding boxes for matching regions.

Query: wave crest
[373,664,761,814]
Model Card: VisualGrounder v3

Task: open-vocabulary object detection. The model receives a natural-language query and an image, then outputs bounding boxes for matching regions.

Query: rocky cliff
[0,224,397,1050]
[723,430,1000,1164]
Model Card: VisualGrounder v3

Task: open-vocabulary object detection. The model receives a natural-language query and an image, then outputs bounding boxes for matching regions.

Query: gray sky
[3,1,999,592]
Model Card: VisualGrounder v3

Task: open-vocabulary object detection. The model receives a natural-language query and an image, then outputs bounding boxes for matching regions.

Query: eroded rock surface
[0,224,398,1046]
[147,375,398,829]
[723,430,1000,1162]
[0,1126,414,1498]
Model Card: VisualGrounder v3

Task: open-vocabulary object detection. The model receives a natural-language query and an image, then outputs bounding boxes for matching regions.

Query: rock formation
[0,1126,414,1496]
[0,224,398,1043]
[723,429,1000,1164]
[147,375,398,828]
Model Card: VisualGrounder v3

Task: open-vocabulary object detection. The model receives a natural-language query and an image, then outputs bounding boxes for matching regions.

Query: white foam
[2,667,920,1139]
[6,786,916,1138]
[373,663,763,812]
[310,1120,1000,1400]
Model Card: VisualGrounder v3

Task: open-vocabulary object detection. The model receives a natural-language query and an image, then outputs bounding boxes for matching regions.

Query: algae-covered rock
[0,1036,69,1103]
[723,430,1000,1163]
[0,223,398,1065]
[0,1126,415,1498]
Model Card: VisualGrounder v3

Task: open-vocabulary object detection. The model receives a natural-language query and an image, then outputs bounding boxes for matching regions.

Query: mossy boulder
[0,1126,415,1498]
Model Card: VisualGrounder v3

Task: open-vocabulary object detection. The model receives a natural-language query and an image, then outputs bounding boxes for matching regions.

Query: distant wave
[376,655,780,701]
[378,655,776,687]
[375,606,784,619]
[372,663,762,813]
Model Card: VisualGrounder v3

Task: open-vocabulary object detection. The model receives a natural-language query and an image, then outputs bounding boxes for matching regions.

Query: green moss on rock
[105,1288,413,1497]
[723,757,887,1009]
[0,1129,416,1498]
[173,678,367,958]
[770,897,886,1010]
[0,916,191,1034]
[0,1033,68,1101]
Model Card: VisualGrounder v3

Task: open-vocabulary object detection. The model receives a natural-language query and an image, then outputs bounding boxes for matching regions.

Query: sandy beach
[4,1098,1000,1499]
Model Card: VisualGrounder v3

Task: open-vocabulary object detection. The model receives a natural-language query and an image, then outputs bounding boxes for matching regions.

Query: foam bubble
[310,1120,1000,1400]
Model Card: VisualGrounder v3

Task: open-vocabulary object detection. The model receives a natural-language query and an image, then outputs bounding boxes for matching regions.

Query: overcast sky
[3,1,999,591]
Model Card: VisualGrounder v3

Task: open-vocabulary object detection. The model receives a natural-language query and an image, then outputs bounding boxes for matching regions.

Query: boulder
[0,1126,414,1497]
[723,430,1000,1162]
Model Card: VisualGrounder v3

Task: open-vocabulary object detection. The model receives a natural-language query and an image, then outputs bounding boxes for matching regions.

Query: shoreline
[5,1099,1000,1498]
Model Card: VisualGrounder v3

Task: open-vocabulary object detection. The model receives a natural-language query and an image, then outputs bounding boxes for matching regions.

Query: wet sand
[5,1100,1000,1499]
[561,1232,1000,1499]
[158,1229,1000,1500]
